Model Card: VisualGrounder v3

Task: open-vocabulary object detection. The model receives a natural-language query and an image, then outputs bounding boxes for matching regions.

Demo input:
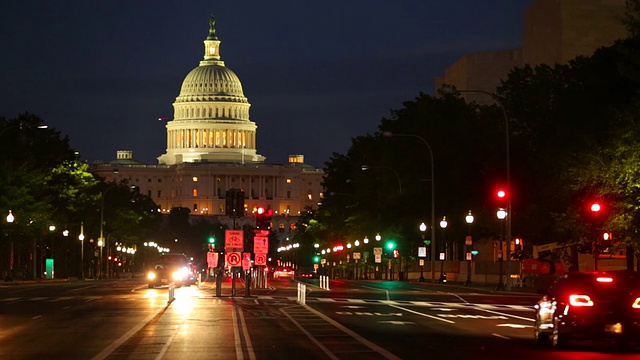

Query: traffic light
[385,241,396,253]
[392,249,400,258]
[590,202,602,213]
[603,232,612,241]
[226,189,245,217]
[313,255,320,264]
[208,235,216,244]
[255,206,273,229]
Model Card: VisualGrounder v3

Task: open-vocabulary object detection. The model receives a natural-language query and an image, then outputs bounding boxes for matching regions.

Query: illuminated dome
[158,15,265,165]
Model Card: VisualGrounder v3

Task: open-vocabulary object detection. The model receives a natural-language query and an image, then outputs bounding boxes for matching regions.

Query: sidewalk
[409,279,539,295]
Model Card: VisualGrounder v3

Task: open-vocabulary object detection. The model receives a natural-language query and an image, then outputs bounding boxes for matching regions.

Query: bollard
[297,282,306,305]
[168,283,175,303]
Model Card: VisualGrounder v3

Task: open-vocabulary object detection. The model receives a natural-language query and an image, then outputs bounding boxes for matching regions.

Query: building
[91,17,325,235]
[435,0,628,101]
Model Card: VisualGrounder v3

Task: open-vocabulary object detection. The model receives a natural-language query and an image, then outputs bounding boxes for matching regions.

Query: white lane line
[302,304,403,360]
[473,308,535,322]
[388,304,455,324]
[91,305,166,360]
[232,303,244,360]
[32,315,42,320]
[237,306,256,360]
[155,320,182,360]
[492,333,511,340]
[281,307,339,360]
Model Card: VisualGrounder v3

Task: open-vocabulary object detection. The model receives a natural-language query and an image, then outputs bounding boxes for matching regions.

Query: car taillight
[632,298,640,309]
[596,276,613,283]
[569,294,594,307]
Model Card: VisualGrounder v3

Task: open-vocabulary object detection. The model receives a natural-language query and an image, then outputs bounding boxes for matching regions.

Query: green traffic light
[208,236,216,244]
[313,255,320,263]
[386,241,396,250]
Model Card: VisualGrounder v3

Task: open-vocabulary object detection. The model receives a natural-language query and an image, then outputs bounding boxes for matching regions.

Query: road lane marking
[91,305,166,360]
[32,315,42,320]
[473,307,534,322]
[492,333,511,340]
[300,304,403,360]
[388,305,455,324]
[236,306,256,360]
[232,302,245,360]
[378,320,414,325]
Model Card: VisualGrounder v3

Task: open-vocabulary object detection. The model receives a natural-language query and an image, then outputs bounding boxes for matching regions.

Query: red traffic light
[256,207,265,215]
[603,232,612,240]
[590,203,601,212]
[496,189,506,199]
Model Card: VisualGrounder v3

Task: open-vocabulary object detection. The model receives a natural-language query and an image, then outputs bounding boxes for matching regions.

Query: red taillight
[632,298,640,309]
[596,277,613,283]
[569,294,594,307]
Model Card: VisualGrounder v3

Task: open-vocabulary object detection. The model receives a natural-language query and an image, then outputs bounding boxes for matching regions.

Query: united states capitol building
[91,17,324,232]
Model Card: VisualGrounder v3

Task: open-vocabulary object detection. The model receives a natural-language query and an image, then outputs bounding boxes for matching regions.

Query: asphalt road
[0,277,638,359]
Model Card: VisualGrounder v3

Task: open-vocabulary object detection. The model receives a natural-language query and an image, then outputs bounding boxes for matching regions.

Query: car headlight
[147,272,157,280]
[172,267,189,281]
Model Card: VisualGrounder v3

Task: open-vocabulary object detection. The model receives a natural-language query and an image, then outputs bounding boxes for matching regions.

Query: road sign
[207,251,219,268]
[353,252,361,260]
[375,254,382,263]
[254,236,268,254]
[225,230,243,250]
[254,253,267,266]
[373,247,382,256]
[242,252,252,270]
[466,252,472,261]
[226,252,241,267]
[465,236,473,246]
[418,246,427,257]
[439,252,445,260]
[419,259,425,266]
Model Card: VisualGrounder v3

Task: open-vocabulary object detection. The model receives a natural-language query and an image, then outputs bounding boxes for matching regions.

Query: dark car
[534,271,640,348]
[147,253,193,288]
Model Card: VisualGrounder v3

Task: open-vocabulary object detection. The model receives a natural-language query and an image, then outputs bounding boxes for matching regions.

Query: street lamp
[438,216,447,283]
[445,86,512,289]
[464,211,474,286]
[361,165,402,194]
[419,222,427,282]
[78,222,85,279]
[496,208,507,291]
[382,131,436,282]
[5,210,14,282]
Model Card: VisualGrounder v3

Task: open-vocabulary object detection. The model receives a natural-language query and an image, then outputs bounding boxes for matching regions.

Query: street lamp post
[438,217,448,283]
[464,211,474,286]
[419,222,427,282]
[78,222,85,279]
[6,210,14,282]
[448,87,512,290]
[496,208,507,291]
[99,185,120,279]
[383,132,436,282]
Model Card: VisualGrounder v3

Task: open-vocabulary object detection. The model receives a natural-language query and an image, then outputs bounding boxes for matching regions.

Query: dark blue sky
[0,1,533,167]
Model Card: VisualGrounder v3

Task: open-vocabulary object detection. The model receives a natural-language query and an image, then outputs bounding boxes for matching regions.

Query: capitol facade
[91,17,324,233]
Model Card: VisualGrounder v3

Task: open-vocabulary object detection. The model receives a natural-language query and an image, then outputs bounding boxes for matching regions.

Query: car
[147,253,193,288]
[273,266,294,279]
[533,271,640,348]
[299,272,318,279]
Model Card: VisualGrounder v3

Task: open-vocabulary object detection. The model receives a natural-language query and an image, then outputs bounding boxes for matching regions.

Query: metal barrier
[297,282,306,305]
[319,275,330,290]
[168,283,175,303]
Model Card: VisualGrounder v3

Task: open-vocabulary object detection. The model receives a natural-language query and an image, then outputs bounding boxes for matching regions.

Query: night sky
[0,1,533,168]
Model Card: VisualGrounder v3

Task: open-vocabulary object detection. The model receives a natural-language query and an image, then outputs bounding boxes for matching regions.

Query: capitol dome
[158,16,264,166]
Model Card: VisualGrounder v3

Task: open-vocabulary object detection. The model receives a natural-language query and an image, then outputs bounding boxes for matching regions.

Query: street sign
[439,252,445,261]
[225,230,243,250]
[254,236,268,254]
[373,247,382,256]
[242,252,252,270]
[466,252,472,261]
[353,252,361,260]
[207,251,219,268]
[375,254,382,263]
[419,259,425,266]
[254,253,267,266]
[418,246,427,257]
[226,252,241,267]
[465,236,473,246]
